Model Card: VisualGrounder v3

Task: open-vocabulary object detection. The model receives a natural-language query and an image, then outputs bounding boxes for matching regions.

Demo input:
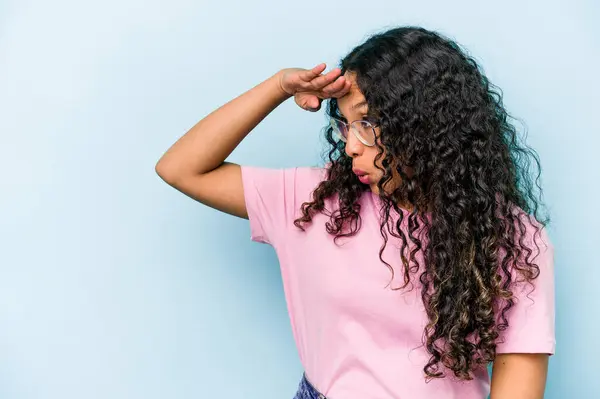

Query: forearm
[156,70,291,180]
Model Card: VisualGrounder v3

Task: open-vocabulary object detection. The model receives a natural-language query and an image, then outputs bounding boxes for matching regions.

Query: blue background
[1,0,598,398]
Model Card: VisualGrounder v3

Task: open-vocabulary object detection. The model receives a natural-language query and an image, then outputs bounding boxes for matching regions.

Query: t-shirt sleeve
[240,166,321,246]
[496,225,556,355]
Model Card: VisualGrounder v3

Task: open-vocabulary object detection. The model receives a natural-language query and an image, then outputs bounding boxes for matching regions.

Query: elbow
[155,158,179,184]
[155,158,199,186]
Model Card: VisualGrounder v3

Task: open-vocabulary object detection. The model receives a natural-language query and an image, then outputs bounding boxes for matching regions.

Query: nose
[344,129,365,158]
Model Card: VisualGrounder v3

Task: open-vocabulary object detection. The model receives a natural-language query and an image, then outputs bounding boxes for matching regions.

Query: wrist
[272,69,293,99]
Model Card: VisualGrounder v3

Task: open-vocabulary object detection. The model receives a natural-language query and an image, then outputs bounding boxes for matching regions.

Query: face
[336,72,399,195]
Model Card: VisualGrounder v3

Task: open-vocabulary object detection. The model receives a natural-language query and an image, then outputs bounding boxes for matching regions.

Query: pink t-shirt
[241,165,555,399]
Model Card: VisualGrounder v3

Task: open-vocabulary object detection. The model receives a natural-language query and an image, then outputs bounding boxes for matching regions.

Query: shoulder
[293,166,328,191]
[516,210,554,258]
[502,204,553,254]
[239,165,329,245]
[495,210,556,355]
[240,164,328,204]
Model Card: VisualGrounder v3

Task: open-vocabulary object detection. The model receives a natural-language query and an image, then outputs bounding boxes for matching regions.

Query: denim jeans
[293,373,327,399]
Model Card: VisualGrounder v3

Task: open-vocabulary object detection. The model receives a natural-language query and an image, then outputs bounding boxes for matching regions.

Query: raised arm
[155,64,350,218]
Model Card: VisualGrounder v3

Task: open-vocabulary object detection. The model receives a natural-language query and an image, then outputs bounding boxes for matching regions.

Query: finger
[339,80,352,95]
[321,76,347,96]
[308,99,322,112]
[310,96,321,109]
[309,67,342,89]
[301,97,321,112]
[299,63,327,82]
[327,80,352,98]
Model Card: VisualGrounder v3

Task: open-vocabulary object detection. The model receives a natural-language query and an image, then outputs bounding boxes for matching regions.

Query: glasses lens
[330,118,348,142]
[353,121,376,146]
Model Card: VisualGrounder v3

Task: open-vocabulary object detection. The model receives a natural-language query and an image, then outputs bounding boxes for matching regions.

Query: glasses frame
[330,116,378,147]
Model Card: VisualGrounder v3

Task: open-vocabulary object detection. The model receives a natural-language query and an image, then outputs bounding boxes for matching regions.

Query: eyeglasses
[330,116,377,147]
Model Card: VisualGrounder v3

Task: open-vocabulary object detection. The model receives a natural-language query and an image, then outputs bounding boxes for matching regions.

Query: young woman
[156,26,555,399]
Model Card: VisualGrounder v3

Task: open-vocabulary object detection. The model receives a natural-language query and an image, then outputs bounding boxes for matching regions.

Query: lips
[352,168,370,184]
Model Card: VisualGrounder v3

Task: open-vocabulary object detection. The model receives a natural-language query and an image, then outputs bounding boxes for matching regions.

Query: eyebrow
[352,101,368,110]
[338,101,368,118]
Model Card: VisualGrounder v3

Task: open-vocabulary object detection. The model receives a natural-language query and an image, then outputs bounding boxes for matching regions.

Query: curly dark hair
[293,26,550,381]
